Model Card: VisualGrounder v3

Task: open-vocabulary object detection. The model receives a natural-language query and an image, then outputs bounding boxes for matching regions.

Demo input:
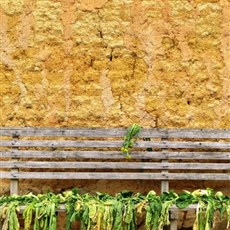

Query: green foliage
[0,188,229,230]
[121,123,142,159]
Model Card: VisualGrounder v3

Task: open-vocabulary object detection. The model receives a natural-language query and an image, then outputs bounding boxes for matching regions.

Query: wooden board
[1,140,230,149]
[1,161,229,170]
[1,127,230,138]
[1,150,230,160]
[1,172,229,180]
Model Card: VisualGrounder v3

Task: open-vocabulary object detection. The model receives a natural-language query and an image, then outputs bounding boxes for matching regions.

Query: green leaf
[23,202,34,230]
[113,201,123,230]
[121,124,141,159]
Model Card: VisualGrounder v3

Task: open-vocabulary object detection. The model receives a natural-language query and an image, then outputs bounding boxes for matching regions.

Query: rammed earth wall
[1,0,230,128]
[0,0,230,228]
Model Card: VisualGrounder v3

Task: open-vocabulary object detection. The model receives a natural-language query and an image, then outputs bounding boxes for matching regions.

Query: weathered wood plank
[170,204,197,211]
[1,150,229,160]
[1,127,230,138]
[1,140,230,149]
[0,128,127,137]
[1,161,229,170]
[1,172,229,180]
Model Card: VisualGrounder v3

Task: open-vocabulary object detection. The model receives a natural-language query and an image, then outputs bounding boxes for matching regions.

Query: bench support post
[170,209,178,230]
[170,220,177,230]
[161,135,169,193]
[10,134,19,195]
[161,136,178,230]
[161,163,169,193]
[10,178,19,195]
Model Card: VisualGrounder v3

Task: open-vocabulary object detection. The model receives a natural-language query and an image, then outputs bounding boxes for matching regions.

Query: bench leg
[10,178,19,195]
[170,208,178,230]
[170,219,177,230]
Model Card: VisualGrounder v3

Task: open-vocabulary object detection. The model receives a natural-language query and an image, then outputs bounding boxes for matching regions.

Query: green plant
[0,188,230,230]
[121,123,142,159]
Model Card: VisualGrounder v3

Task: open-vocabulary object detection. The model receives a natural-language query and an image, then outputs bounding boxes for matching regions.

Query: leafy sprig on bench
[121,123,142,159]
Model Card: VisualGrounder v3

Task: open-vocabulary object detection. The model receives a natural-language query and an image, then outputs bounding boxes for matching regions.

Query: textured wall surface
[0,0,230,228]
[1,0,229,128]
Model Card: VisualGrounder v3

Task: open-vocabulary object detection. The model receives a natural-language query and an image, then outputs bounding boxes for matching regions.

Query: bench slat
[1,140,230,149]
[1,161,229,170]
[1,172,229,180]
[0,128,127,137]
[1,150,230,160]
[1,128,230,138]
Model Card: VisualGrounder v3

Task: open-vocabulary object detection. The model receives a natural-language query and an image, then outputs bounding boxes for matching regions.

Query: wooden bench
[0,127,230,229]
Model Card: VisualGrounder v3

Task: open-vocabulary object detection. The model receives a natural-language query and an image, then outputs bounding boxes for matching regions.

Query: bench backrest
[0,127,230,195]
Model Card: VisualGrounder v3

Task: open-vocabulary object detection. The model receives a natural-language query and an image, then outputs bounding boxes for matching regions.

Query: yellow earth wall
[0,0,230,228]
[1,0,229,129]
